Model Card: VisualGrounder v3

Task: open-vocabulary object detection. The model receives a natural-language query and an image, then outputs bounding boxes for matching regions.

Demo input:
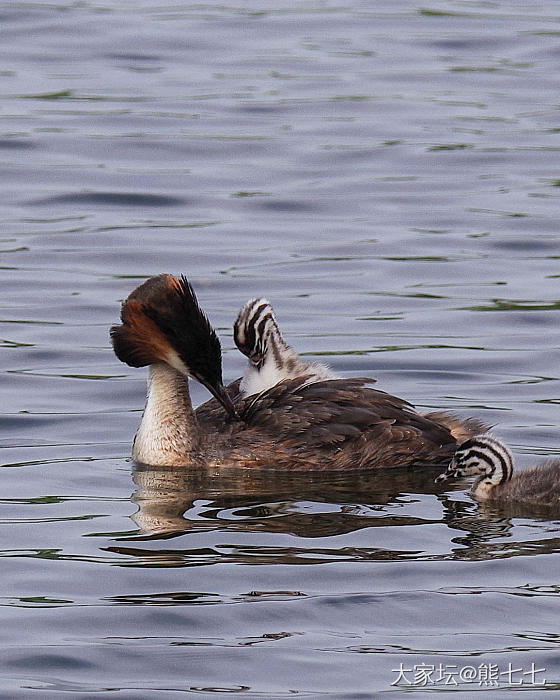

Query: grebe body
[436,435,560,508]
[111,274,487,470]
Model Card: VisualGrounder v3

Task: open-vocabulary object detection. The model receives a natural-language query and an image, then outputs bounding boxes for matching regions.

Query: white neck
[471,475,496,500]
[240,330,335,397]
[132,363,200,466]
[240,350,294,396]
[471,462,511,499]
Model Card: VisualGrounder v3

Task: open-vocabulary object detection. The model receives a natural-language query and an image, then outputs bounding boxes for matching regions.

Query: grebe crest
[111,274,236,417]
[436,434,560,507]
[234,297,335,397]
[111,274,488,470]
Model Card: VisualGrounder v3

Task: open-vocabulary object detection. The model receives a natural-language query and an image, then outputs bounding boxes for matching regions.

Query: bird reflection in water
[128,463,441,538]
[437,484,560,561]
[102,464,560,569]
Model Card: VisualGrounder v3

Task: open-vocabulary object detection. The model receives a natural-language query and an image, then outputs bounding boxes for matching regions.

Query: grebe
[234,297,335,397]
[436,435,560,508]
[111,274,487,469]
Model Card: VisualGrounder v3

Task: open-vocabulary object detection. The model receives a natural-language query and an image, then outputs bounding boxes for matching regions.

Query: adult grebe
[234,297,335,397]
[436,435,560,508]
[111,274,487,469]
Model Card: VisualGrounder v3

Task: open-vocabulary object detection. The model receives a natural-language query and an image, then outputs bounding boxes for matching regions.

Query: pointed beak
[435,455,460,484]
[200,378,240,421]
[435,468,461,484]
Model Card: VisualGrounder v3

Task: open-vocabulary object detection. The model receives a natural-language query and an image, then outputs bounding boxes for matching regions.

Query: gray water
[1,1,560,697]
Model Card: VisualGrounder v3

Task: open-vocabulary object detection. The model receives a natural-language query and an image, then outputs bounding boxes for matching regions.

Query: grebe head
[234,298,287,369]
[435,435,513,486]
[110,274,237,419]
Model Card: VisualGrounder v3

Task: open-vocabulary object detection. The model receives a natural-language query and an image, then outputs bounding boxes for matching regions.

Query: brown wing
[232,377,459,470]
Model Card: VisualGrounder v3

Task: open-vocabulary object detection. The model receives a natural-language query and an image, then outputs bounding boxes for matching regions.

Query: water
[1,1,560,696]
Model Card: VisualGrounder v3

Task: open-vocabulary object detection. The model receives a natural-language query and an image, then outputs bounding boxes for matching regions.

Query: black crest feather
[110,274,224,387]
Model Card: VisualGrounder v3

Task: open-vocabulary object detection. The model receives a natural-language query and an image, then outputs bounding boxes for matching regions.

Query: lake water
[1,1,560,697]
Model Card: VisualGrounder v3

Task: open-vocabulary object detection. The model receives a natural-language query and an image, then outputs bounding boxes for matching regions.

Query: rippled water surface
[2,1,560,697]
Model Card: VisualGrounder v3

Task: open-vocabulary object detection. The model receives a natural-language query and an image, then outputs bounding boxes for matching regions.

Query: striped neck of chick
[234,297,335,397]
[436,435,513,499]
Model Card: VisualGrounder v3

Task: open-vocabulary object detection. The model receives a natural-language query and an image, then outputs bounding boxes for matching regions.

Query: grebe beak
[199,377,240,421]
[435,468,461,484]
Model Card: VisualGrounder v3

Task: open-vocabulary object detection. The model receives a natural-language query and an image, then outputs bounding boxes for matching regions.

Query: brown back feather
[234,377,460,468]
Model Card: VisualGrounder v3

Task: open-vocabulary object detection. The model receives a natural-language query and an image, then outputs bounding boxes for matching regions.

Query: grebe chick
[436,435,560,508]
[234,297,335,397]
[112,274,487,470]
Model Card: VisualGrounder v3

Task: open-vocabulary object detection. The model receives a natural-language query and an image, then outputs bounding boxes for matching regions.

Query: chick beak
[435,468,461,484]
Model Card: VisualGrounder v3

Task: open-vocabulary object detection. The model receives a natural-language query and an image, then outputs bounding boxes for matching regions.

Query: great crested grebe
[111,273,488,469]
[234,297,335,397]
[436,435,560,508]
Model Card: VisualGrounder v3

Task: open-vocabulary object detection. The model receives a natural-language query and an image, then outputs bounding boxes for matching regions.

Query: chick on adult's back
[234,297,335,397]
[234,295,484,445]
